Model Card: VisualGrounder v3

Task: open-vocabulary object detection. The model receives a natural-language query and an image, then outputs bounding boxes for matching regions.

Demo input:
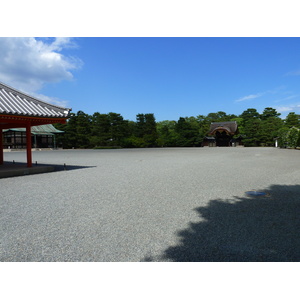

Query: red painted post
[0,127,3,165]
[26,122,32,167]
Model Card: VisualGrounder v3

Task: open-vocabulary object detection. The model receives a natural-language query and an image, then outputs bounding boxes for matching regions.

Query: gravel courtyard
[1,147,300,262]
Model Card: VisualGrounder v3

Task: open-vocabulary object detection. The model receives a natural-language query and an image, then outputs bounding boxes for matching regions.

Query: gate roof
[209,121,238,135]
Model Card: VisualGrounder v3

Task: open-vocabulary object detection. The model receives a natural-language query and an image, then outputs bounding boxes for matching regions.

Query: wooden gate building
[208,121,239,147]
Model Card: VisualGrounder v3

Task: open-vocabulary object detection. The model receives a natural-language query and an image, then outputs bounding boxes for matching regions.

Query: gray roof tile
[209,121,238,135]
[3,124,64,135]
[0,81,71,118]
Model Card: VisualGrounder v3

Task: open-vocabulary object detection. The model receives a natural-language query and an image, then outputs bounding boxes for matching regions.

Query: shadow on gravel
[144,184,300,262]
[49,163,96,172]
[0,161,96,178]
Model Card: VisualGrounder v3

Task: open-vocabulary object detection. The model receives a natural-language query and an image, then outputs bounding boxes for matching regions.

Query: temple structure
[203,121,240,147]
[0,81,70,167]
[3,124,64,149]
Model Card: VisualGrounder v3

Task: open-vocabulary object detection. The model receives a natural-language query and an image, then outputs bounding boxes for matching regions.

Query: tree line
[54,107,300,149]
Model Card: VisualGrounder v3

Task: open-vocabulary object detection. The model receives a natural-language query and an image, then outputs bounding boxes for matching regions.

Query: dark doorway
[215,131,231,146]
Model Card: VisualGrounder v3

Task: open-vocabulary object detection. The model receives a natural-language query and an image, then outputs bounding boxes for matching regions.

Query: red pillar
[0,127,3,165]
[26,122,32,167]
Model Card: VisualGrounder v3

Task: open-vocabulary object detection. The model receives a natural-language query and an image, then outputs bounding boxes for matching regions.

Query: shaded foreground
[144,184,300,261]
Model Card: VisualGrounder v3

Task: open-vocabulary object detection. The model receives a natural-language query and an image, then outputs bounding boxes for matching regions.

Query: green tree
[259,117,283,146]
[277,127,290,148]
[56,111,92,148]
[256,108,282,146]
[185,116,205,146]
[239,109,262,146]
[260,107,281,120]
[284,112,300,128]
[287,127,300,148]
[196,115,210,138]
[230,117,245,136]
[124,113,158,147]
[143,113,158,147]
[108,112,129,146]
[75,111,92,148]
[240,108,260,127]
[53,122,67,148]
[242,118,262,146]
[58,112,78,148]
[90,112,111,147]
[205,111,233,123]
[135,113,146,138]
[175,117,200,146]
[156,120,178,147]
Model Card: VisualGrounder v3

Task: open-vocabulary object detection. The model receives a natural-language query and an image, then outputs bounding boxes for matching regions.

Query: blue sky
[2,2,298,293]
[1,37,300,122]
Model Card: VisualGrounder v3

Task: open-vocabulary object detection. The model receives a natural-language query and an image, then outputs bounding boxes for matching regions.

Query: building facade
[3,124,64,149]
[203,121,242,147]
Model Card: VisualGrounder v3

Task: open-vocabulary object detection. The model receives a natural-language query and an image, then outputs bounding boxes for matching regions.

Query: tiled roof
[0,81,71,118]
[3,124,64,135]
[209,121,238,135]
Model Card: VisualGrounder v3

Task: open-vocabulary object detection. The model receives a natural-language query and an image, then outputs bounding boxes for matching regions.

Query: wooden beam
[0,127,3,165]
[0,114,67,126]
[26,122,32,168]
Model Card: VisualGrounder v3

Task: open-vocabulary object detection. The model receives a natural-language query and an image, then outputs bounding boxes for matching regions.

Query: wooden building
[0,81,70,167]
[202,136,216,147]
[204,121,240,147]
[3,124,64,149]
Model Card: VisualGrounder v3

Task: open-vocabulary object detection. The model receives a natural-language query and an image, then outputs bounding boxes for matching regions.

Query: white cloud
[274,95,298,103]
[0,37,82,107]
[31,92,69,108]
[285,70,300,76]
[235,87,287,103]
[276,104,300,113]
[235,92,264,102]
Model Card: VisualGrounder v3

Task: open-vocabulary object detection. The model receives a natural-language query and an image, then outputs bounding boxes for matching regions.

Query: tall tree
[175,117,200,146]
[240,108,260,124]
[126,113,158,147]
[186,116,205,146]
[58,112,78,148]
[196,114,210,137]
[284,112,300,128]
[259,117,283,146]
[90,112,111,147]
[205,111,231,123]
[242,118,262,146]
[258,108,282,146]
[75,111,92,148]
[260,107,281,120]
[156,120,178,147]
[143,113,158,147]
[230,117,245,136]
[135,113,146,138]
[286,127,300,148]
[108,112,130,146]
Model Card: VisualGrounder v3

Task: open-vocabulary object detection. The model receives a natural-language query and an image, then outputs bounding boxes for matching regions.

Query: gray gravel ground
[1,147,300,261]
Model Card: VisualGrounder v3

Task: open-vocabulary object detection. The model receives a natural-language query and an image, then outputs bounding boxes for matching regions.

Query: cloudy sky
[0,37,82,107]
[1,37,300,121]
